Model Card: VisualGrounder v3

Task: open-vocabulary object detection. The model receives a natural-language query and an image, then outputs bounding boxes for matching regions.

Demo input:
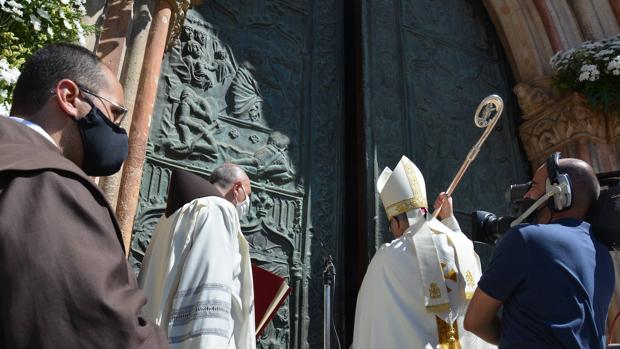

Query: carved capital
[162,0,201,51]
[518,85,607,161]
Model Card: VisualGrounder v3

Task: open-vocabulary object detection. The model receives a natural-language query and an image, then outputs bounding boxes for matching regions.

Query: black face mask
[75,102,129,176]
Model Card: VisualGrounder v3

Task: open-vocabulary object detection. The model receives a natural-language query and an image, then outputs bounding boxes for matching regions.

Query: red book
[252,264,293,337]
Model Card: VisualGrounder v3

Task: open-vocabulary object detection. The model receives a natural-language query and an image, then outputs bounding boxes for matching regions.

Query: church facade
[86,0,620,347]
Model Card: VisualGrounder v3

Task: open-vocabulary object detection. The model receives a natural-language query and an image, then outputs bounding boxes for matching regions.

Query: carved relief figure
[229,66,264,122]
[235,131,295,184]
[164,86,219,160]
[169,27,217,90]
[195,29,236,83]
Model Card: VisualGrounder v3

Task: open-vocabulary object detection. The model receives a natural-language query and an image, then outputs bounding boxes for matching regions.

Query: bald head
[209,163,251,206]
[557,158,599,214]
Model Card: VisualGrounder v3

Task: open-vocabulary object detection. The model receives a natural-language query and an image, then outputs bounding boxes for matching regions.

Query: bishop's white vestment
[352,216,495,349]
[139,197,256,349]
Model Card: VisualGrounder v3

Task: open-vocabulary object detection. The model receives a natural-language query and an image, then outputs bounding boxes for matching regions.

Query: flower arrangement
[551,34,620,112]
[0,0,93,114]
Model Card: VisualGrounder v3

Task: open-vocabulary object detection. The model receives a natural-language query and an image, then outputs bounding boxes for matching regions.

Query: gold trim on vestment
[403,160,427,208]
[429,282,442,299]
[385,197,424,220]
[436,316,461,349]
[426,302,451,313]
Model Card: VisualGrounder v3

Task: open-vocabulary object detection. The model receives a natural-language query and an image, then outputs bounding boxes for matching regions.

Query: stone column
[94,0,133,203]
[532,0,563,52]
[98,0,157,210]
[115,0,172,253]
[115,0,199,252]
[610,0,620,26]
[482,0,553,82]
[95,0,133,76]
[83,0,107,51]
[568,0,619,40]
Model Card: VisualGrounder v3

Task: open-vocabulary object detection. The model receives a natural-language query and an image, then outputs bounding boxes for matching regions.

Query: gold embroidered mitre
[376,155,428,220]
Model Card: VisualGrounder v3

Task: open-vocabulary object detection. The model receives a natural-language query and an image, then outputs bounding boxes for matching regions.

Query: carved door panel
[361,0,530,253]
[131,2,343,348]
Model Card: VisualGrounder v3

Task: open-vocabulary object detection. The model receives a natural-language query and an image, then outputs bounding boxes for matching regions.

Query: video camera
[470,182,530,244]
[471,172,620,248]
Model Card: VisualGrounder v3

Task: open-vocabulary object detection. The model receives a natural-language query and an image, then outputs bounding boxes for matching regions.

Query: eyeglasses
[77,85,128,126]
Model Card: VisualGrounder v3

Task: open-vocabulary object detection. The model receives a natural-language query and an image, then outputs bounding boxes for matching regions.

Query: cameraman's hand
[434,192,453,220]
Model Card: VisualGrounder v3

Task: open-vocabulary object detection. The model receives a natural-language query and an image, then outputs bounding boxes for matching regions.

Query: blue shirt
[478,218,614,349]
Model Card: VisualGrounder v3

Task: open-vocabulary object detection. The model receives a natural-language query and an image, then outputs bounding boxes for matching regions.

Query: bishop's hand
[433,192,453,220]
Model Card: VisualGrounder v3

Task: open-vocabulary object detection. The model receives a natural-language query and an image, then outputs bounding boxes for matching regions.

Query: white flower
[606,56,620,75]
[59,9,65,18]
[594,49,614,58]
[0,102,10,117]
[5,0,22,9]
[578,64,600,82]
[37,8,51,22]
[47,26,54,37]
[0,59,9,72]
[77,27,86,46]
[30,14,41,31]
[1,0,23,17]
[0,59,21,85]
[0,89,7,99]
[63,19,72,29]
[60,0,69,4]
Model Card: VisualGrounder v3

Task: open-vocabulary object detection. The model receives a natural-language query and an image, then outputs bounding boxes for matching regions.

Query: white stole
[411,215,481,314]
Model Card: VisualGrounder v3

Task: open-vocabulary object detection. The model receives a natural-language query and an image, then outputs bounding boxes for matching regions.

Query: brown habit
[0,117,167,348]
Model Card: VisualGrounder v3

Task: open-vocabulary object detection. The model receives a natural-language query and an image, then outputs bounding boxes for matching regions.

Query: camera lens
[471,211,516,244]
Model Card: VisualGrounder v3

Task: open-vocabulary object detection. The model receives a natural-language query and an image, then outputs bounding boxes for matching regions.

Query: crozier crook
[432,95,504,219]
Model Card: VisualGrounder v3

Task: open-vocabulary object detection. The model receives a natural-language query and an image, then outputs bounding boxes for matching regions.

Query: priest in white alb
[139,164,256,349]
[352,155,495,349]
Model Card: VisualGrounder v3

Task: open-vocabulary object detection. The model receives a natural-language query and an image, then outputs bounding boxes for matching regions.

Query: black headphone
[545,152,573,211]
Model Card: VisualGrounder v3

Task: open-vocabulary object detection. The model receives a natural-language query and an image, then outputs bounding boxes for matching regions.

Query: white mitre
[377,155,427,221]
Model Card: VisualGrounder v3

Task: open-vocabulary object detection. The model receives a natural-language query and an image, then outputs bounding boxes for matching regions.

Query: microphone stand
[323,256,335,349]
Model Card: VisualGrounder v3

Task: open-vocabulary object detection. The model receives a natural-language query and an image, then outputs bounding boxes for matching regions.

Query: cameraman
[464,155,614,348]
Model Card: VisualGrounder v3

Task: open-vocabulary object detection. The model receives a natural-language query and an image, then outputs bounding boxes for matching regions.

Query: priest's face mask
[229,180,252,219]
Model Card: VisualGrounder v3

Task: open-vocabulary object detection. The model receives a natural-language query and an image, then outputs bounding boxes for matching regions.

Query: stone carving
[518,91,607,161]
[513,83,554,118]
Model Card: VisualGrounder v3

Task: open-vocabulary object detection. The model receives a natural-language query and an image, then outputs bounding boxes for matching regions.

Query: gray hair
[208,163,247,190]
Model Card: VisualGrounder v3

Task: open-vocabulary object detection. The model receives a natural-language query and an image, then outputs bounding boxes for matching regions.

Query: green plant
[0,0,94,114]
[551,34,620,112]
